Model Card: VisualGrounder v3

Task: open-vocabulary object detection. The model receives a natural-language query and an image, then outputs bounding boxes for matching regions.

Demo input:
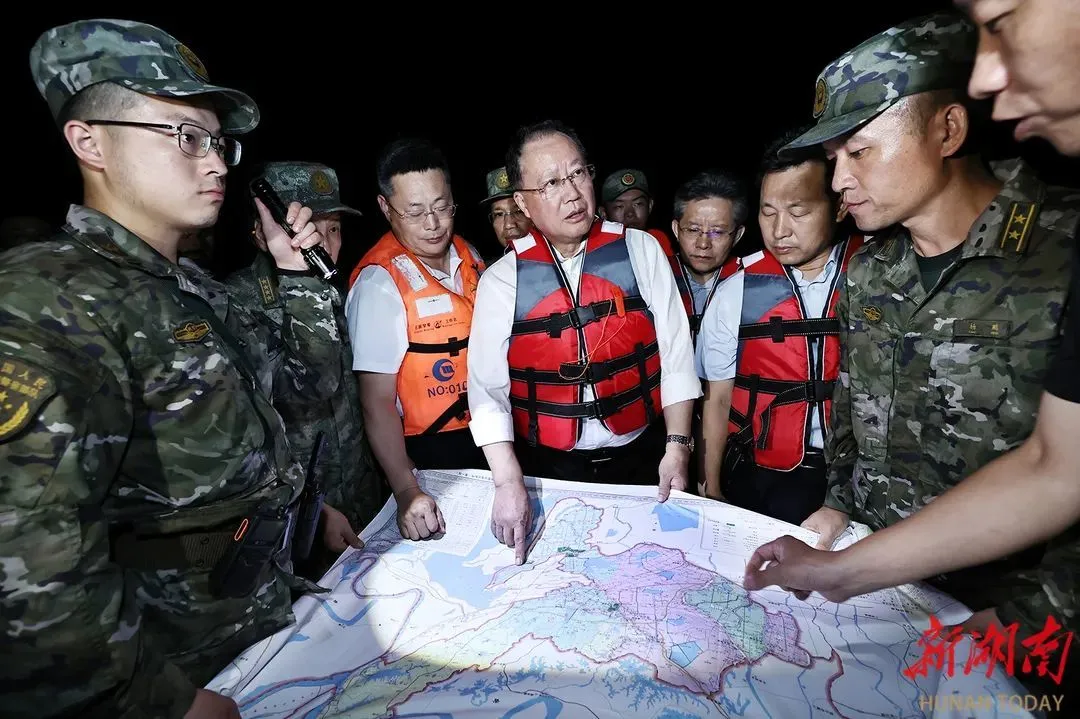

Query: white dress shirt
[695,244,842,449]
[344,239,482,413]
[467,222,702,450]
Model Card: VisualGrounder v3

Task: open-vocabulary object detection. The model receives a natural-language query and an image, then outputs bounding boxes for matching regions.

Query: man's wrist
[665,433,694,452]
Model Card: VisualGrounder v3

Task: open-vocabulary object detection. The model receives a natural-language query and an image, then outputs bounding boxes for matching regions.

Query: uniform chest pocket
[927,328,1051,444]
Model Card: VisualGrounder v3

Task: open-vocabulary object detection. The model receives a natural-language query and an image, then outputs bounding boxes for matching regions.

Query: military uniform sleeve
[262,272,344,400]
[996,532,1080,654]
[823,278,857,515]
[0,275,197,719]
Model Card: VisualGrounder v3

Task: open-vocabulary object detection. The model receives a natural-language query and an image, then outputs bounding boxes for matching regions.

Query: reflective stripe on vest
[728,236,864,471]
[354,232,485,436]
[507,221,662,451]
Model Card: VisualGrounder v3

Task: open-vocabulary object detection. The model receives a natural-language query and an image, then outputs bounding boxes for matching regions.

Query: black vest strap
[511,297,648,338]
[407,336,470,357]
[421,392,470,435]
[510,370,661,421]
[508,340,659,386]
[738,317,839,343]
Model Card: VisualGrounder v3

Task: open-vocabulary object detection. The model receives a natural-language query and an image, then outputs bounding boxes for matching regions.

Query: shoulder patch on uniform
[742,250,766,267]
[173,320,212,343]
[0,357,58,442]
[999,201,1039,254]
[258,275,277,307]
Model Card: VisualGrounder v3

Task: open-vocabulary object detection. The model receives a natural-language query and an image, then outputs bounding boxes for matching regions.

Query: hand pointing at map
[743,535,857,603]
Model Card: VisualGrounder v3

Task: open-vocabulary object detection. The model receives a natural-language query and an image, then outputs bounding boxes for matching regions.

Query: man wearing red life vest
[468,120,701,564]
[669,170,747,347]
[344,138,487,542]
[696,127,861,525]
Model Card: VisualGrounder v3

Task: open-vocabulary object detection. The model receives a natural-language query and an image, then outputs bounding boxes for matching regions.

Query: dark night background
[4,4,1077,290]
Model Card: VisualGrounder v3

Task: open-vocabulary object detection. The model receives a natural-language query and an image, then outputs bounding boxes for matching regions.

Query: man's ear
[63,120,107,171]
[939,102,970,159]
[514,192,532,220]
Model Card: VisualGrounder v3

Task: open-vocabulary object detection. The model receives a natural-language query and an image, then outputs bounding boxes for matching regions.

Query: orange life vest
[507,221,662,451]
[727,235,864,470]
[352,232,485,436]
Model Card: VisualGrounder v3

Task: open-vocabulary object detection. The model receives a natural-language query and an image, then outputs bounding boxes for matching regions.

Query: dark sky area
[5,4,1078,287]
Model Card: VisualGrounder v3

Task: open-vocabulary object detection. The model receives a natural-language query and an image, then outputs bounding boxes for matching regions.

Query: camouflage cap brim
[779,103,890,155]
[309,201,363,218]
[480,191,515,205]
[128,78,259,134]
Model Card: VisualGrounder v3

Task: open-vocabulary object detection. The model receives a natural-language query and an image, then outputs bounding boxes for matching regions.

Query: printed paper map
[207,470,1035,718]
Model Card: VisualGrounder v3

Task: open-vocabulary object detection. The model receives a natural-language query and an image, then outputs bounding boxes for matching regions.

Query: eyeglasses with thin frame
[518,164,595,200]
[84,120,242,166]
[490,207,526,224]
[386,201,457,223]
[679,225,739,242]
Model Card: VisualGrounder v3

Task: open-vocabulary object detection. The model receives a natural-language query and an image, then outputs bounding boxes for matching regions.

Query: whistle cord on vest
[556,311,628,382]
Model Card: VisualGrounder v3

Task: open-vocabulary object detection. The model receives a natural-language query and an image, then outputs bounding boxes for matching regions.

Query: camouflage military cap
[781,11,976,154]
[601,169,650,204]
[481,167,514,205]
[30,18,259,134]
[252,162,361,217]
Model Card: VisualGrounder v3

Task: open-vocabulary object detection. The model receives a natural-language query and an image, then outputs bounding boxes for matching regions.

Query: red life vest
[647,228,694,318]
[727,235,864,471]
[685,255,742,345]
[507,221,662,451]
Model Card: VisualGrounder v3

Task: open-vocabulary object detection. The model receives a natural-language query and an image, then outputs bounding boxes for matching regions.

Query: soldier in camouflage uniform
[756,7,1077,675]
[229,162,386,567]
[1,19,345,718]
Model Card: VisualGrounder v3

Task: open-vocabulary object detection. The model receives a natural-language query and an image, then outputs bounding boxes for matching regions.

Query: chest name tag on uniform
[0,358,58,442]
[416,293,453,319]
[173,320,212,343]
[953,319,1011,339]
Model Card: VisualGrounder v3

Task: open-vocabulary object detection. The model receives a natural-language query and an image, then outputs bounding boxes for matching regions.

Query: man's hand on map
[742,535,855,602]
[395,486,446,541]
[322,504,364,553]
[492,478,531,566]
[183,689,241,719]
[800,506,849,550]
[657,444,690,502]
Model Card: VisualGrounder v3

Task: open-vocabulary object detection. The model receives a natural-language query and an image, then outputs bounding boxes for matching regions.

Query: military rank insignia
[0,358,57,442]
[999,201,1038,254]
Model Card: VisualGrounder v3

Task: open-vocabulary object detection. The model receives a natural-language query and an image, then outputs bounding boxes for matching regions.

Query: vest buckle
[568,303,597,330]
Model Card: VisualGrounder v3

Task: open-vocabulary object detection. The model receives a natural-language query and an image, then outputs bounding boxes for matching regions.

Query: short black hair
[757,124,838,204]
[57,81,141,127]
[376,137,451,198]
[672,169,749,226]
[505,119,588,189]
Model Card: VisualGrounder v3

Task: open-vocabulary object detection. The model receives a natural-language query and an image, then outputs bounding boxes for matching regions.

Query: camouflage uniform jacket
[226,252,384,534]
[824,159,1079,635]
[0,206,341,718]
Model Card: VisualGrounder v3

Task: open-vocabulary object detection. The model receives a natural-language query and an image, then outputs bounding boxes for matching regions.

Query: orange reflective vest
[351,232,484,436]
[727,235,864,470]
[507,221,661,451]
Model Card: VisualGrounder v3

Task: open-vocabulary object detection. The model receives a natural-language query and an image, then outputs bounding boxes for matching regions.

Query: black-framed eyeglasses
[518,164,595,200]
[386,201,457,223]
[85,120,242,166]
